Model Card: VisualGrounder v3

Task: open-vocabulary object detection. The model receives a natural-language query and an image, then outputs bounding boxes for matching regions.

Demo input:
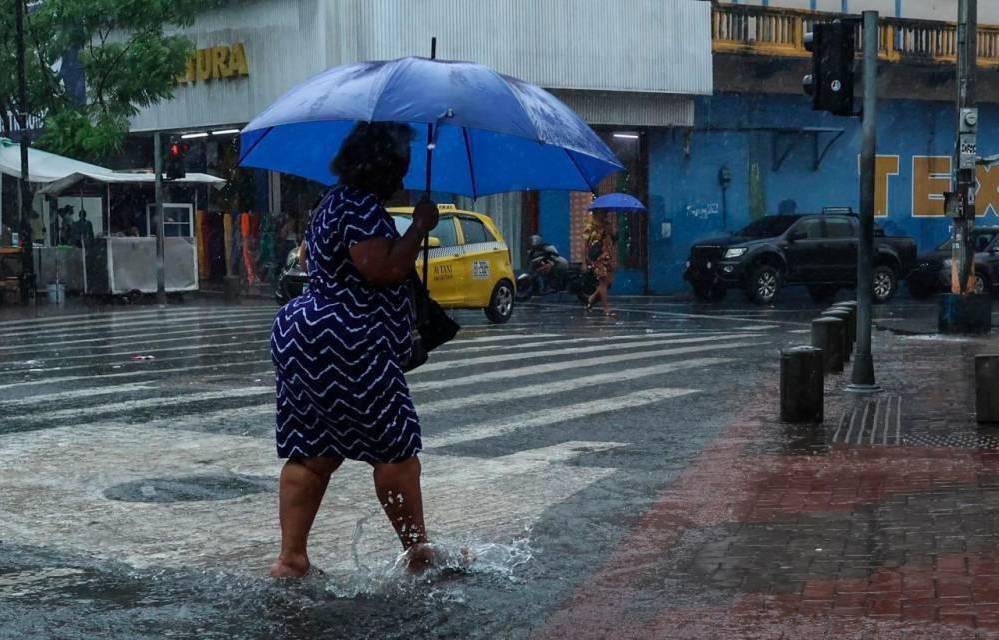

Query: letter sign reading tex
[177,43,249,85]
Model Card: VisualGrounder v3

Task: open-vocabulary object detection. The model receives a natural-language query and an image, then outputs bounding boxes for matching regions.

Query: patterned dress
[584,220,615,283]
[270,186,420,463]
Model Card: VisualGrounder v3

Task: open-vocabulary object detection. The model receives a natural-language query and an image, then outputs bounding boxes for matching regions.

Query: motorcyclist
[526,234,568,293]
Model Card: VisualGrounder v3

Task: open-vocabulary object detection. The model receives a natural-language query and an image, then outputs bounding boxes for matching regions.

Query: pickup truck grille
[691,246,725,264]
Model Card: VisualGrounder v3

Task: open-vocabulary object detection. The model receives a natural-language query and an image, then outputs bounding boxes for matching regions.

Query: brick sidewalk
[540,328,999,639]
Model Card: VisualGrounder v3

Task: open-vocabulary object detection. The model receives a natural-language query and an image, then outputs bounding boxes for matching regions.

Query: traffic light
[165,137,189,180]
[803,21,856,116]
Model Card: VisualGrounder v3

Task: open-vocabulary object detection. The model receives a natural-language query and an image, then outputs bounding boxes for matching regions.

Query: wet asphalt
[0,291,962,639]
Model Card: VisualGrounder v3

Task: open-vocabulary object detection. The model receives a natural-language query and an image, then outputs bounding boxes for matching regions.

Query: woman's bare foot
[406,543,436,573]
[270,553,310,578]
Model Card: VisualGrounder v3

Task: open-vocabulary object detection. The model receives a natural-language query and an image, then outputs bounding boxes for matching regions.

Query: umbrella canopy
[239,56,623,197]
[588,193,646,212]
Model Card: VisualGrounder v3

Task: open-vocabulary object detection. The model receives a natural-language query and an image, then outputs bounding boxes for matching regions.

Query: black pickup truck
[683,213,917,305]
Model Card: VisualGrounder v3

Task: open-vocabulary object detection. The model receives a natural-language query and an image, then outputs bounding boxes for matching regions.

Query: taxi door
[455,215,504,307]
[420,214,464,305]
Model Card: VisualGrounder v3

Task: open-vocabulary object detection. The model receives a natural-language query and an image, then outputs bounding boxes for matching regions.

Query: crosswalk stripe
[0,324,271,356]
[0,306,276,335]
[0,339,270,367]
[0,347,267,376]
[0,383,157,409]
[0,311,277,345]
[424,387,700,449]
[409,341,755,392]
[19,386,274,422]
[0,304,277,328]
[115,355,736,432]
[413,334,752,373]
[0,358,273,391]
[418,357,732,416]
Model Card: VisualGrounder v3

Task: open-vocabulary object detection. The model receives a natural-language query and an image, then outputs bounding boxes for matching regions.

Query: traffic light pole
[952,0,977,295]
[848,10,880,393]
[154,132,167,305]
[14,0,34,305]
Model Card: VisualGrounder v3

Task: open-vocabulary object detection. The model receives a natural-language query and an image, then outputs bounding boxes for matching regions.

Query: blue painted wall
[537,92,998,295]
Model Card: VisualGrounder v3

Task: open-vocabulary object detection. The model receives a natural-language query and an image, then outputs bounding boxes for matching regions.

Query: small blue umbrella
[238,55,623,197]
[588,193,647,212]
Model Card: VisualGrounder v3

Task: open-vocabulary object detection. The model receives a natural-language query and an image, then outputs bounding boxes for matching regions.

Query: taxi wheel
[485,279,515,324]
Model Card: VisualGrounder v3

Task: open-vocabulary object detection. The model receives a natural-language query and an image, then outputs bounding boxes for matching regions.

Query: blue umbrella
[238,55,623,197]
[588,193,647,212]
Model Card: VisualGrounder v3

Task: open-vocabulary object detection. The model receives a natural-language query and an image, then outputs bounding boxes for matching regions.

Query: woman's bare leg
[271,456,343,577]
[372,456,432,570]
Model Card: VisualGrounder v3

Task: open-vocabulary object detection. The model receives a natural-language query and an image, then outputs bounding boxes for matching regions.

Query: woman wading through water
[269,122,440,576]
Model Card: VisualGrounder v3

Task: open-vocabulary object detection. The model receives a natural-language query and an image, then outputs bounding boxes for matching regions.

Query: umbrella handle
[422,36,438,289]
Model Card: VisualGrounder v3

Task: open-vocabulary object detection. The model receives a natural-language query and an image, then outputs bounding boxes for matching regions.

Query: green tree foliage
[0,0,212,162]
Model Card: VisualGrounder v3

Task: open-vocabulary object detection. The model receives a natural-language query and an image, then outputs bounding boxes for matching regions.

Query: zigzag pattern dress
[270,185,421,463]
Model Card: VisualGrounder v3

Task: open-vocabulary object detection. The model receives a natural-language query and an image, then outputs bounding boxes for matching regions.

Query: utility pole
[154,132,167,305]
[14,0,34,304]
[952,0,977,295]
[848,10,880,393]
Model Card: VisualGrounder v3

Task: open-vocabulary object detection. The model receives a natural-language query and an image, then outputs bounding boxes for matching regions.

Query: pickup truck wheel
[747,265,781,305]
[485,279,515,324]
[807,285,838,304]
[692,283,727,302]
[872,266,899,303]
[974,271,991,296]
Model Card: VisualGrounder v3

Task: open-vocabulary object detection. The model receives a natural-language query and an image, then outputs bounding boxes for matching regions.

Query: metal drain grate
[831,395,903,445]
[903,433,999,449]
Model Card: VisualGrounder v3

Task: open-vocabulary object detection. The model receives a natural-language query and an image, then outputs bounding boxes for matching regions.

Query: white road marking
[0,383,156,409]
[409,341,755,391]
[526,302,809,327]
[424,387,699,449]
[415,334,752,373]
[0,306,276,337]
[0,348,266,376]
[0,359,274,391]
[1,339,272,367]
[419,357,731,416]
[0,424,621,573]
[0,324,271,355]
[14,386,274,422]
[443,332,691,354]
[0,312,276,347]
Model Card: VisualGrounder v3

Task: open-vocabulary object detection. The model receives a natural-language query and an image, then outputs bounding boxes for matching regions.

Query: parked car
[277,204,517,323]
[683,212,917,305]
[907,226,999,298]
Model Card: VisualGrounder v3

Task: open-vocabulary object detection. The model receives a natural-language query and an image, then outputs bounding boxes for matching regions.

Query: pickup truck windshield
[736,216,799,238]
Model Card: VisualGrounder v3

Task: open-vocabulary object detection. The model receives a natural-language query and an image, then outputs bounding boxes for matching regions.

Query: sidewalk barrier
[823,308,854,362]
[830,304,857,350]
[977,355,999,424]
[780,346,824,423]
[811,317,845,374]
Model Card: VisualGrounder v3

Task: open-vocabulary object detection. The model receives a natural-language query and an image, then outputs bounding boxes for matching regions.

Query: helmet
[529,234,544,249]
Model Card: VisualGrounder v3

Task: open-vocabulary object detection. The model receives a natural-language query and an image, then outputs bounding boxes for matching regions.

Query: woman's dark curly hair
[331,122,415,201]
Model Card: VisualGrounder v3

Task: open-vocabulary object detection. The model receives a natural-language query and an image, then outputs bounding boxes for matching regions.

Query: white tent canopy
[39,171,225,195]
[0,138,111,183]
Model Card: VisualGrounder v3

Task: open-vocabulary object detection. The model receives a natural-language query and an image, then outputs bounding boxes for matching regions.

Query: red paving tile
[536,417,999,639]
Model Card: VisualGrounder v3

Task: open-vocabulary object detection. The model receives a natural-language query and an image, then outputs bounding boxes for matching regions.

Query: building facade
[127,0,712,291]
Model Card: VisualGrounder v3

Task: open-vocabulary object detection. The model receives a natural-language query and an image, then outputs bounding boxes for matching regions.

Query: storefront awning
[39,171,226,195]
[0,138,112,183]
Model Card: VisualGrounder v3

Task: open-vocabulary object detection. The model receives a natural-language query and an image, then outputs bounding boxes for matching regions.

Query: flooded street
[0,299,799,639]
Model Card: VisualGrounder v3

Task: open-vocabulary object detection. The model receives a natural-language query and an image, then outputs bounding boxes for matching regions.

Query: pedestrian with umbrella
[242,48,622,578]
[584,193,646,318]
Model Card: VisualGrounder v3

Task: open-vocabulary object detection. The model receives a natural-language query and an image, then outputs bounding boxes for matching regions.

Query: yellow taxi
[387,204,516,323]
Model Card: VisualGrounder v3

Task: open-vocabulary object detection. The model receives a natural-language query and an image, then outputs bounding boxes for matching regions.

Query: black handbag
[587,240,604,262]
[402,233,460,372]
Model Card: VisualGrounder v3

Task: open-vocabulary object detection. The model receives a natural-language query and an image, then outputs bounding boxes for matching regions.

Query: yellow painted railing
[712,4,999,67]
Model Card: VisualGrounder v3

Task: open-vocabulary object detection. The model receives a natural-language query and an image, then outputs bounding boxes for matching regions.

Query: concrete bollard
[822,308,854,361]
[811,316,845,374]
[780,346,824,423]
[830,304,857,346]
[977,355,999,424]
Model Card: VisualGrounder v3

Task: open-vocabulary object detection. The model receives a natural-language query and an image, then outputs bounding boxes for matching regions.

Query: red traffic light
[168,142,190,157]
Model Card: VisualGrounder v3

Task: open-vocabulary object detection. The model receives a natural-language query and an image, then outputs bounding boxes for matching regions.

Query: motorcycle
[516,235,597,303]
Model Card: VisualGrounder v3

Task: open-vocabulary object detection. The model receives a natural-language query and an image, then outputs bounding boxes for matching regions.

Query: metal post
[848,10,880,394]
[154,133,166,305]
[953,0,977,295]
[14,0,34,304]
